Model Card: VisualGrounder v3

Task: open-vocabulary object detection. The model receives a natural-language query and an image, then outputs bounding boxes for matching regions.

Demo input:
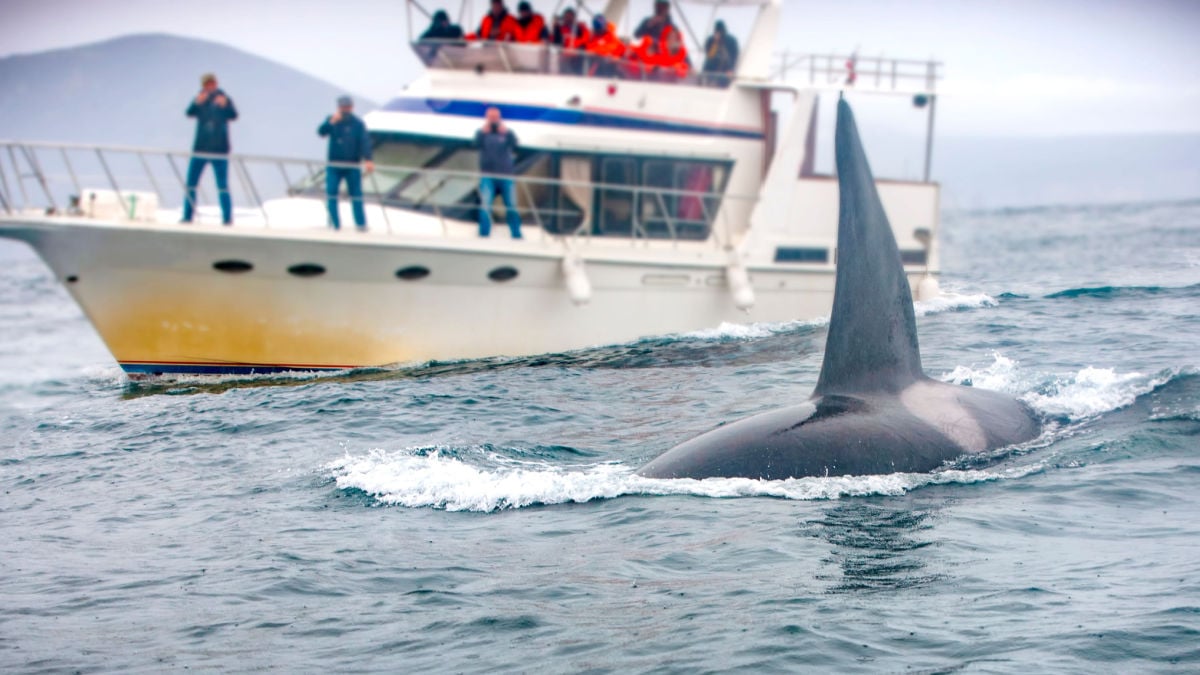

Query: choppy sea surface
[1,200,1198,672]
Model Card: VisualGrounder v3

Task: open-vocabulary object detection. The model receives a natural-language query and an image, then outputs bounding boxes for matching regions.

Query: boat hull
[0,216,913,376]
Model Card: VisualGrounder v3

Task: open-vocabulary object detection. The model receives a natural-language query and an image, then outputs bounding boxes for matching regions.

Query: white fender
[915,275,940,302]
[726,258,755,310]
[562,253,592,305]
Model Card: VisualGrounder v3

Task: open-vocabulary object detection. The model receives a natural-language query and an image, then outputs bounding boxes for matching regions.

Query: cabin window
[288,263,326,278]
[593,156,729,240]
[774,247,829,264]
[640,161,725,240]
[598,158,638,236]
[395,265,430,280]
[488,266,519,282]
[213,259,254,273]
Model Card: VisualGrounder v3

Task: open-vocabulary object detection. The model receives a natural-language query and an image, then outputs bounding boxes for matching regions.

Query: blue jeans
[183,157,231,224]
[326,166,366,229]
[478,177,522,238]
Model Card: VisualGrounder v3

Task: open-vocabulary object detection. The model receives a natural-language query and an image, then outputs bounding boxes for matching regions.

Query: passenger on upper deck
[470,0,519,41]
[551,7,590,48]
[512,1,549,43]
[701,20,738,86]
[417,9,466,63]
[421,9,465,42]
[552,7,591,74]
[629,0,689,80]
[585,15,625,77]
[634,0,674,40]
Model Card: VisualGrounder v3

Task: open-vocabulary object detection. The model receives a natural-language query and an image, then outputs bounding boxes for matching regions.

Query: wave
[325,448,1043,513]
[914,290,997,316]
[324,364,1197,513]
[941,354,1186,422]
[1045,283,1200,300]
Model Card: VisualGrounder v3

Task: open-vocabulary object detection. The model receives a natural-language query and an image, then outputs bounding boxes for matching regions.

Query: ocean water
[1,200,1198,672]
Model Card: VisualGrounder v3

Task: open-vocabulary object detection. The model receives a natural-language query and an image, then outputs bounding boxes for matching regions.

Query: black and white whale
[639,99,1041,480]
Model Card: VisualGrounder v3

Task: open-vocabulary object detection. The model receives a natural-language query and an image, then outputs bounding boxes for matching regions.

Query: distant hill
[0,33,375,158]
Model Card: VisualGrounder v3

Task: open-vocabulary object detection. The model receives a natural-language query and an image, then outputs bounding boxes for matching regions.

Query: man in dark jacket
[474,106,521,238]
[417,9,465,63]
[318,96,375,230]
[183,73,237,224]
[702,20,739,86]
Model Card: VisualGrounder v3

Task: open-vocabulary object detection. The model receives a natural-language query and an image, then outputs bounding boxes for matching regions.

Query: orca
[639,99,1041,480]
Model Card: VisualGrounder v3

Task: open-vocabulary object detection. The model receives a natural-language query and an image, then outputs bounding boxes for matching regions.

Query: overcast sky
[2,0,1197,137]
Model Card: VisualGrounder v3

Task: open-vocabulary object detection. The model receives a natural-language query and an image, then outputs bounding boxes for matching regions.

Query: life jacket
[629,24,688,79]
[586,26,626,60]
[513,13,548,43]
[554,21,591,51]
[470,11,519,41]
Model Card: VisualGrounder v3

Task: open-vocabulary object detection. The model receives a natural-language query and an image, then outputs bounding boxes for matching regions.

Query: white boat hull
[0,215,935,376]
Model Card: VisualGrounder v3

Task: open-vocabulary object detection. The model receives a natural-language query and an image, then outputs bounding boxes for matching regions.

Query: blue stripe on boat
[378,98,765,140]
[120,363,347,376]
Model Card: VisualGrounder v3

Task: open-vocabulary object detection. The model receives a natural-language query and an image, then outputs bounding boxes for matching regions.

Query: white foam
[941,352,1030,394]
[943,354,1175,422]
[915,291,997,316]
[326,448,1039,512]
[678,318,826,342]
[1024,366,1171,420]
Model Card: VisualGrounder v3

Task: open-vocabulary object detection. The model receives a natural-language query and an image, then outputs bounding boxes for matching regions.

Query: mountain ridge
[0,33,378,159]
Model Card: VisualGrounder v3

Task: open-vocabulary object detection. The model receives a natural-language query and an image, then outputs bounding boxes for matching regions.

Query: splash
[1024,366,1175,420]
[914,290,997,316]
[941,352,1030,394]
[678,318,825,341]
[944,354,1179,422]
[326,448,1040,513]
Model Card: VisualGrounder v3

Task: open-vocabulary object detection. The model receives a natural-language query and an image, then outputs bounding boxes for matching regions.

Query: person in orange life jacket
[318,96,375,231]
[513,1,548,43]
[552,7,591,74]
[470,0,519,41]
[474,107,522,238]
[182,72,237,225]
[585,14,625,77]
[628,19,689,81]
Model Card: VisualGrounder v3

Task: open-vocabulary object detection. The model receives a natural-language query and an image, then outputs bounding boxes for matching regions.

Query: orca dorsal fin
[813,99,924,396]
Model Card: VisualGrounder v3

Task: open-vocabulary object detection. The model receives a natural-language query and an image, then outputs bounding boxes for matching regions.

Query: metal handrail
[771,51,942,93]
[0,140,756,249]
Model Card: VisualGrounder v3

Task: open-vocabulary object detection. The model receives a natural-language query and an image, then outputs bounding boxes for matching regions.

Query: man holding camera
[182,73,237,225]
[474,107,522,239]
[318,95,375,231]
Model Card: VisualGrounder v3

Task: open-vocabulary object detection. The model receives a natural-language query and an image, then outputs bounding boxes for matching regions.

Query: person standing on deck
[513,1,549,43]
[470,0,520,41]
[318,96,375,231]
[182,73,237,225]
[474,107,522,239]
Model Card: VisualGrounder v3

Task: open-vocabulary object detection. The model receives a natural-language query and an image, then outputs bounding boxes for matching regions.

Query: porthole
[395,265,430,281]
[288,263,326,278]
[213,259,254,273]
[488,266,519,282]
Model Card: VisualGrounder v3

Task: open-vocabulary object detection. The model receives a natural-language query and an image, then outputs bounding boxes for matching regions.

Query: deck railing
[412,39,734,87]
[771,52,941,94]
[411,40,941,94]
[0,140,754,249]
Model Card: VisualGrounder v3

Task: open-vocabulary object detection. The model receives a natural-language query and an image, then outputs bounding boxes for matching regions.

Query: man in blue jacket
[182,73,237,224]
[318,96,375,230]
